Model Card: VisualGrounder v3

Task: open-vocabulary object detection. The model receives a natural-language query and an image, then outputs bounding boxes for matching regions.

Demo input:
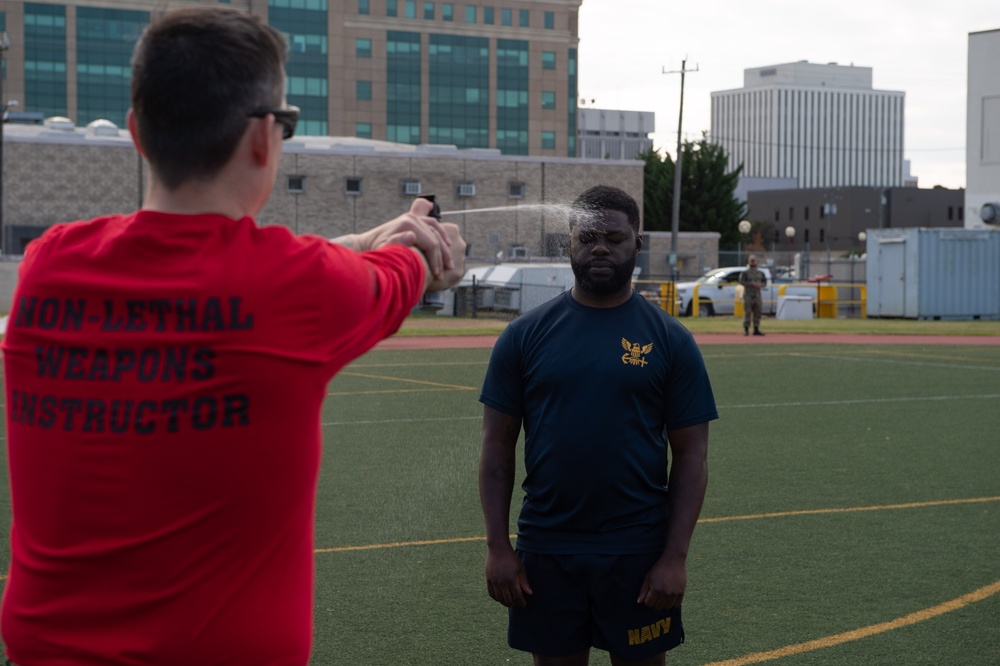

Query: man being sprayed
[1,7,465,664]
[478,185,717,665]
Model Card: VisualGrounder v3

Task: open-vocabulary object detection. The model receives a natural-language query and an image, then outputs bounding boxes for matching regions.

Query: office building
[577,107,654,160]
[711,61,905,189]
[0,0,581,156]
[746,186,965,255]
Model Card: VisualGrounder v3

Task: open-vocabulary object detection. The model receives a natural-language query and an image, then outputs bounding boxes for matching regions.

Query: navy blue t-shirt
[479,291,718,555]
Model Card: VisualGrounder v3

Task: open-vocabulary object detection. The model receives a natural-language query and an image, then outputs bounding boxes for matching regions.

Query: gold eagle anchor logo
[621,338,653,367]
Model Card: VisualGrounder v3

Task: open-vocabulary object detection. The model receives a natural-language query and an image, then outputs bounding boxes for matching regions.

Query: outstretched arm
[331,197,466,292]
[479,405,532,608]
[637,421,709,610]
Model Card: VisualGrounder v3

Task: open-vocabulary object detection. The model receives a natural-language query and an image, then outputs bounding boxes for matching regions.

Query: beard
[571,253,637,296]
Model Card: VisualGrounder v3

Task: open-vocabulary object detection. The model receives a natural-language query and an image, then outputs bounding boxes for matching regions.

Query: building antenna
[662,58,698,280]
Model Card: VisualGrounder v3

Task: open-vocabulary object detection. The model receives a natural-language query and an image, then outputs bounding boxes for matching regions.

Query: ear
[248,114,276,167]
[635,232,643,253]
[126,109,146,157]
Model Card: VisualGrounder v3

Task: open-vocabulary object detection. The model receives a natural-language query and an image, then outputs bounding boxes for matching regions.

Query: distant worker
[739,254,767,336]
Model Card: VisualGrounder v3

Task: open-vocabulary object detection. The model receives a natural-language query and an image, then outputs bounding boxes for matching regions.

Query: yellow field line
[337,371,476,391]
[314,496,1000,554]
[698,496,1000,524]
[327,388,461,396]
[314,534,500,554]
[702,579,1000,666]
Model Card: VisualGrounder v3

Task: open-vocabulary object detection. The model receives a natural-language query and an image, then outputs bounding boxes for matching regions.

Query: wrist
[329,233,360,251]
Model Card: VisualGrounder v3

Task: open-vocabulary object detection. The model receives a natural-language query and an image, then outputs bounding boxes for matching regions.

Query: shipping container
[865,228,1000,320]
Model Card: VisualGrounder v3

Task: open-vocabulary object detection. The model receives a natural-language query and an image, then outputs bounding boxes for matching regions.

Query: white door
[877,240,906,317]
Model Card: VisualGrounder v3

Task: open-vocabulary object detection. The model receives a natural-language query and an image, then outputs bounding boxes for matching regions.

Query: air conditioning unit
[508,246,529,259]
[457,183,476,197]
[402,180,422,195]
[508,182,525,199]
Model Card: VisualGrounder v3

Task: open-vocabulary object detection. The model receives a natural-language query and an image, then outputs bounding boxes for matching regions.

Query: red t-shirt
[1,211,425,664]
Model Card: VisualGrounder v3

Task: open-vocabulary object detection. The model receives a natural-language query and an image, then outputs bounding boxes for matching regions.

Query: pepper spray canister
[417,194,445,311]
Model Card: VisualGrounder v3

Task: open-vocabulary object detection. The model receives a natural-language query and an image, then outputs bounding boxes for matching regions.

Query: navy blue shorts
[508,551,685,659]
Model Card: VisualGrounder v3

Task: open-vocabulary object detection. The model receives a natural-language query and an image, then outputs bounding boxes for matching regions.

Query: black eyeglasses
[248,105,300,140]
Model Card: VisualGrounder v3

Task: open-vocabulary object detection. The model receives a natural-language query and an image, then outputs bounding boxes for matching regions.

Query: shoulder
[23,214,129,261]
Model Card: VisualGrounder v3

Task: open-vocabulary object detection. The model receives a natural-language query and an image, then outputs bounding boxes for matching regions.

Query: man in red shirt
[1,7,465,664]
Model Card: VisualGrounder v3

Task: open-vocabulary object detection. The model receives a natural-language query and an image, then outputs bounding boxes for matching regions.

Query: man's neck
[142,177,250,219]
[570,286,633,308]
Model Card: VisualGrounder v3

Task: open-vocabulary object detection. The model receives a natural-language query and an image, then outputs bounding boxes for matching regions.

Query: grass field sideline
[399,311,1000,337]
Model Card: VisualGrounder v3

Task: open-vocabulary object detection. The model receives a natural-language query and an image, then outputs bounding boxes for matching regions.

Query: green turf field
[2,342,1000,664]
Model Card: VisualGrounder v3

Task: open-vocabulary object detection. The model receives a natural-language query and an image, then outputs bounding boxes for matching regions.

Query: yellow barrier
[816,285,837,318]
[771,283,868,319]
[633,280,678,316]
[659,282,678,316]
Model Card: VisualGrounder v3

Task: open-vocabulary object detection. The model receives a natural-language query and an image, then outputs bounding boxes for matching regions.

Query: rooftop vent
[86,119,120,136]
[45,116,76,131]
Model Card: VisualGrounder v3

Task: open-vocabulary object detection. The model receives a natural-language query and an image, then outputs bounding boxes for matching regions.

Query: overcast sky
[576,0,998,189]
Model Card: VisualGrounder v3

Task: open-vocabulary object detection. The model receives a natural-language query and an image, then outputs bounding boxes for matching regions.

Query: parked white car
[676,266,777,317]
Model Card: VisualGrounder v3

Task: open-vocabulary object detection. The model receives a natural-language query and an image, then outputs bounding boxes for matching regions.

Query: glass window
[423,1,434,19]
[501,8,511,25]
[465,4,475,23]
[25,3,69,118]
[270,0,329,136]
[404,0,416,18]
[387,0,397,16]
[542,91,555,109]
[483,6,494,24]
[359,0,370,14]
[356,38,372,57]
[355,123,372,139]
[356,80,372,100]
[496,39,528,155]
[387,31,421,145]
[544,11,554,29]
[542,51,556,69]
[429,34,488,149]
[75,7,149,126]
[519,9,529,27]
[442,3,453,20]
[542,131,556,150]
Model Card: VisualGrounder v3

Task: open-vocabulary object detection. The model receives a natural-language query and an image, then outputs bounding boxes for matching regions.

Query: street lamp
[737,219,751,265]
[785,225,796,270]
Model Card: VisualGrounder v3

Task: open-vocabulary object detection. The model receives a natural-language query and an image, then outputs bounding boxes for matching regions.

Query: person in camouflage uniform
[739,255,767,336]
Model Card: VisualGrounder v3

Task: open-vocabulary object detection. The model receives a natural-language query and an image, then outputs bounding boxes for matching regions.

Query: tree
[640,134,747,246]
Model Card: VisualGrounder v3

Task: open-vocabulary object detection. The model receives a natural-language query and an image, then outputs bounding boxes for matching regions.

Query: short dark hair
[130,7,288,189]
[570,185,641,233]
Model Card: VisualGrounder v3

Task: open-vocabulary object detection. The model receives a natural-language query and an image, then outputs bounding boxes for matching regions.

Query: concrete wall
[0,125,644,312]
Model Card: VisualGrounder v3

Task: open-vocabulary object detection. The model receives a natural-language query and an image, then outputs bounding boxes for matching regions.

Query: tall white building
[711,61,905,188]
[966,29,1000,228]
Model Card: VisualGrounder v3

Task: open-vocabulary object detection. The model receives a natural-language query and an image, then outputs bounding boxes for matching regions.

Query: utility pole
[662,58,698,281]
